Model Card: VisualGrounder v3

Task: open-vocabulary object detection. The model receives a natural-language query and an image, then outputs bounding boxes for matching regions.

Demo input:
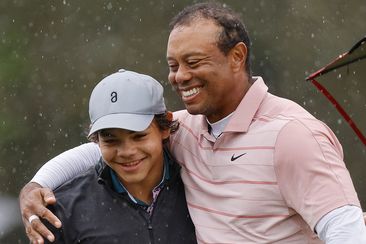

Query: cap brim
[88,113,154,137]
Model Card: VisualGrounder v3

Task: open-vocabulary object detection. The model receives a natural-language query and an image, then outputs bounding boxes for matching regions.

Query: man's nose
[175,65,192,84]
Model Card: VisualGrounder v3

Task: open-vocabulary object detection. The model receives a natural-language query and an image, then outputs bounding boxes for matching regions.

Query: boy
[42,69,196,243]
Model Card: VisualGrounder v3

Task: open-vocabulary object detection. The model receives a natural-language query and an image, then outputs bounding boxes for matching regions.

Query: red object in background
[306,36,366,146]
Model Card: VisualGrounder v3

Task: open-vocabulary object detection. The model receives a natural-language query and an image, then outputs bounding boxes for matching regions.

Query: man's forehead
[168,21,220,48]
[170,18,220,35]
[166,19,222,60]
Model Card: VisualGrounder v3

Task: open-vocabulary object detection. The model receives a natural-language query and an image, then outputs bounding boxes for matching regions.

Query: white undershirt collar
[206,112,234,139]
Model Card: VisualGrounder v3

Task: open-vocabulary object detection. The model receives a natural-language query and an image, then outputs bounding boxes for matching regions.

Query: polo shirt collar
[196,76,268,140]
[225,76,268,133]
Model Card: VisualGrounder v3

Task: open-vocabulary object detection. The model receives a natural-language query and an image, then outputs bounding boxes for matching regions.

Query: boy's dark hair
[169,1,252,78]
[155,112,179,133]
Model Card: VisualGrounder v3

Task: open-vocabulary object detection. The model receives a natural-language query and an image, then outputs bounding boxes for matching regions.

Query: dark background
[1,0,365,242]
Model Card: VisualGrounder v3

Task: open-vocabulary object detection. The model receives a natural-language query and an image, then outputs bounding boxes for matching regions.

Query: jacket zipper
[138,210,154,244]
[147,218,154,244]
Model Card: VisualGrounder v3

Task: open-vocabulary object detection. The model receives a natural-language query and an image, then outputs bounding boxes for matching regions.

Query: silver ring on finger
[28,214,40,224]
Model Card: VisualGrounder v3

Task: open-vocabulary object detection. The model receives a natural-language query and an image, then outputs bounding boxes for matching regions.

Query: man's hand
[19,182,61,244]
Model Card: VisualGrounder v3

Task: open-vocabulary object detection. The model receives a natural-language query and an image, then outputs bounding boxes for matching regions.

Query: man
[20,2,366,243]
[39,69,196,243]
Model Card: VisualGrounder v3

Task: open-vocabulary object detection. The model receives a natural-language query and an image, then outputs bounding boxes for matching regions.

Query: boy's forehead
[99,121,157,135]
[99,128,137,135]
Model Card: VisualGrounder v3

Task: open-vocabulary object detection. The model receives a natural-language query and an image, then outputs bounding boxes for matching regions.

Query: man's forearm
[316,205,366,243]
[31,142,100,189]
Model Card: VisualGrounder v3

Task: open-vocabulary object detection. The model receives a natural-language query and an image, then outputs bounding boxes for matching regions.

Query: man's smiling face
[167,18,246,123]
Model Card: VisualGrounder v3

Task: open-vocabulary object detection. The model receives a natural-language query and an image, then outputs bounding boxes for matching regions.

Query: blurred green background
[0,0,365,242]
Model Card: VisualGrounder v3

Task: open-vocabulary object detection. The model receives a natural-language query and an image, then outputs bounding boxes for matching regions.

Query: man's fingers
[37,206,62,228]
[23,208,59,243]
[23,199,61,229]
[25,222,45,244]
[41,188,56,205]
[363,212,366,224]
[21,187,61,229]
[29,217,55,243]
[19,183,61,243]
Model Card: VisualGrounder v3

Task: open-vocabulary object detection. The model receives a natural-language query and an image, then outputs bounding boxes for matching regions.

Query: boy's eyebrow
[99,130,115,136]
[99,129,144,136]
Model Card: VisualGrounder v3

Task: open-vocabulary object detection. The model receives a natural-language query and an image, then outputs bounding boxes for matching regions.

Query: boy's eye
[134,133,147,140]
[99,131,116,142]
[132,132,147,140]
[100,137,117,143]
[99,130,112,137]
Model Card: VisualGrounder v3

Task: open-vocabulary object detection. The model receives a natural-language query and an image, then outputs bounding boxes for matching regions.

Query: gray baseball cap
[88,69,166,137]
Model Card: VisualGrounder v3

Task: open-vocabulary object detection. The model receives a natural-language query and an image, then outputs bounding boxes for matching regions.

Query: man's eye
[168,64,178,72]
[187,60,199,67]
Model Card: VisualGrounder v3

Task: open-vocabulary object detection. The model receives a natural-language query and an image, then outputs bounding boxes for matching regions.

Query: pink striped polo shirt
[169,77,360,243]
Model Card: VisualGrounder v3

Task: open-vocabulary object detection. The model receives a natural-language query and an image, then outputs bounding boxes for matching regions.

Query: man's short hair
[169,1,252,77]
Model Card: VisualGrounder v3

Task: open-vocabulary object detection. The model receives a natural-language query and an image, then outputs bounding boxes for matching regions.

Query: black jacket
[45,150,196,244]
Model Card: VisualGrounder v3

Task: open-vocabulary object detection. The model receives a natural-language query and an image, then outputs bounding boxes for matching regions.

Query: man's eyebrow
[166,56,176,62]
[166,52,207,61]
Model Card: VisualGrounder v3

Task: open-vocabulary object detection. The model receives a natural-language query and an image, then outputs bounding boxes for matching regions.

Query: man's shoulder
[259,92,316,121]
[255,92,336,145]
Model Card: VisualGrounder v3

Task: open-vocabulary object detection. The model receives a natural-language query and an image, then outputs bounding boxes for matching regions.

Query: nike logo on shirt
[231,153,247,161]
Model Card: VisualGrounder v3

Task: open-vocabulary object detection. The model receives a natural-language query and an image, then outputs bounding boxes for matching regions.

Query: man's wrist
[20,182,43,196]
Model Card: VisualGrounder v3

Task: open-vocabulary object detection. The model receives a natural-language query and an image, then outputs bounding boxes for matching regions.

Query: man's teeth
[182,87,200,97]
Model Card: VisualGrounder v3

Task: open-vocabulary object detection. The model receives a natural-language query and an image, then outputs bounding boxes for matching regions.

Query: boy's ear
[161,111,173,140]
[166,111,173,121]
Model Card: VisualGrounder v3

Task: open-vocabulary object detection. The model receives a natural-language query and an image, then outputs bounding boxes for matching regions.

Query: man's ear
[229,42,247,72]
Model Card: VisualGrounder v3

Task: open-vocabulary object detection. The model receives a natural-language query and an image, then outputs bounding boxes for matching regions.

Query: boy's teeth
[182,87,199,97]
[124,160,140,166]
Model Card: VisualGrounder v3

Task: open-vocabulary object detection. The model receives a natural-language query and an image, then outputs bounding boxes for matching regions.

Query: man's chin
[185,104,205,116]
